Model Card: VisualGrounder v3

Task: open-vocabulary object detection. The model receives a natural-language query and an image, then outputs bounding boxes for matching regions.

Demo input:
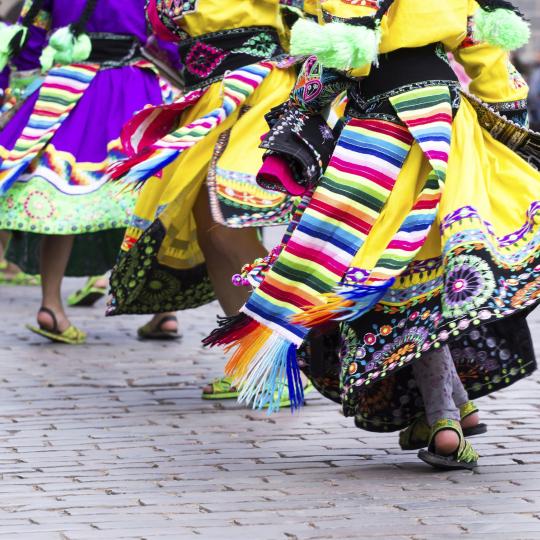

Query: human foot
[137,313,180,340]
[27,307,86,344]
[418,419,479,470]
[37,306,70,334]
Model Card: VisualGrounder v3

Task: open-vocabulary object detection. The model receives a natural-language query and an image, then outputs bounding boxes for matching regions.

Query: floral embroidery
[443,254,496,318]
[233,34,278,58]
[185,42,229,78]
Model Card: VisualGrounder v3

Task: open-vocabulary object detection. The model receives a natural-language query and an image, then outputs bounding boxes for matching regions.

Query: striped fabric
[0,64,100,194]
[109,62,274,187]
[244,118,414,345]
[363,86,453,285]
[207,85,454,412]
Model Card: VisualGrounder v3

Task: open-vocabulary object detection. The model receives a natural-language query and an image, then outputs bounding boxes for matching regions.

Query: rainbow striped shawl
[0,63,100,194]
[205,84,454,413]
[108,61,275,187]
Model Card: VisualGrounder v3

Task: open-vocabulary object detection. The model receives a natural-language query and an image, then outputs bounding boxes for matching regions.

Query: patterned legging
[412,345,469,426]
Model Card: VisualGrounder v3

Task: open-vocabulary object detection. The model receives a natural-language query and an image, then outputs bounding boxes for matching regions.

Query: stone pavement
[1,279,540,540]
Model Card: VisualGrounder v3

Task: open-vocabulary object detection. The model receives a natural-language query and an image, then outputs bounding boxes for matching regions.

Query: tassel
[204,314,304,413]
[202,313,255,348]
[292,279,394,327]
[473,7,530,51]
[291,18,380,70]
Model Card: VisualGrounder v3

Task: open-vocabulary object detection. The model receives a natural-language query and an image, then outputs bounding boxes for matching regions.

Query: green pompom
[72,33,92,62]
[39,46,56,72]
[291,19,334,59]
[0,23,28,70]
[473,8,530,51]
[291,19,380,71]
[49,26,75,51]
[55,49,74,65]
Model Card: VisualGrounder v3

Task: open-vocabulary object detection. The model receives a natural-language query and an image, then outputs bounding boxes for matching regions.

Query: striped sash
[0,64,100,194]
[205,85,454,412]
[108,62,275,188]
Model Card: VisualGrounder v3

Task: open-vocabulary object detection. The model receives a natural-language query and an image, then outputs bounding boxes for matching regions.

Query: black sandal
[137,315,181,341]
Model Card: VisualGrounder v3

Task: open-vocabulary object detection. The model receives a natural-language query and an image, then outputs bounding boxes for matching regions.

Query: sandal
[202,376,315,407]
[418,419,479,470]
[67,276,107,307]
[459,401,488,437]
[137,315,181,341]
[201,376,240,400]
[0,261,41,286]
[399,400,488,451]
[26,307,87,345]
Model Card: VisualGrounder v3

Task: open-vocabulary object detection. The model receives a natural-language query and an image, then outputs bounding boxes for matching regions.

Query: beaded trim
[177,27,284,91]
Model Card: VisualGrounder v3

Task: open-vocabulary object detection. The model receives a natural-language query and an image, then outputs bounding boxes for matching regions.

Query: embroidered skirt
[107,63,296,315]
[0,64,163,276]
[319,94,540,430]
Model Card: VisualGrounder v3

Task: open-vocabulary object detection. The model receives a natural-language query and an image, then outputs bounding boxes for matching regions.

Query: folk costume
[0,0,166,277]
[205,0,539,466]
[106,0,298,317]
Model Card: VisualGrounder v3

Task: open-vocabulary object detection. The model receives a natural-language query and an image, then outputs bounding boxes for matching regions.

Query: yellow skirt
[109,66,296,315]
[337,96,539,429]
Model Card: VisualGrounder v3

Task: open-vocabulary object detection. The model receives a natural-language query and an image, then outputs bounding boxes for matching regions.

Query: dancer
[106,0,302,400]
[205,0,539,469]
[0,0,178,343]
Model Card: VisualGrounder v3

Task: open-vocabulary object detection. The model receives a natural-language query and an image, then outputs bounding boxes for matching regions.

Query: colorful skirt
[204,84,540,414]
[0,63,163,276]
[108,63,296,315]
[335,95,540,429]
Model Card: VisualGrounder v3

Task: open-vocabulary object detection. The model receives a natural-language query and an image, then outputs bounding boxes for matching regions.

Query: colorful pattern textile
[109,61,275,188]
[205,85,455,412]
[0,64,99,194]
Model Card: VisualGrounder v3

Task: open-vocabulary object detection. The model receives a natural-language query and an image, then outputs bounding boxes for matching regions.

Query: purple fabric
[1,0,162,162]
[51,0,148,43]
[14,0,149,71]
[0,67,9,90]
[0,66,163,160]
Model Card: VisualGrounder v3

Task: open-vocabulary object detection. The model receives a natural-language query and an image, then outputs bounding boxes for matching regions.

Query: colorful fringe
[206,85,454,412]
[108,62,274,188]
[0,64,99,194]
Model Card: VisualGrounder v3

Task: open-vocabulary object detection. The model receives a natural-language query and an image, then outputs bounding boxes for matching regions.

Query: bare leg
[0,231,21,276]
[193,186,266,395]
[37,235,74,332]
[193,186,266,316]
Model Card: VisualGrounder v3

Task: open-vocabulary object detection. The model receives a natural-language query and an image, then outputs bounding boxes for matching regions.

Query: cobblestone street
[0,280,539,539]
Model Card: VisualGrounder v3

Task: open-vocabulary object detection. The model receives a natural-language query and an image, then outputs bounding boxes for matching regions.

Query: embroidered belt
[88,33,142,68]
[178,27,284,90]
[490,99,528,112]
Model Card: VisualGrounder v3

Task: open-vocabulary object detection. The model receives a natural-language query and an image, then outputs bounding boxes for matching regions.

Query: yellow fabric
[350,97,540,304]
[453,43,529,103]
[124,66,295,271]
[169,0,287,43]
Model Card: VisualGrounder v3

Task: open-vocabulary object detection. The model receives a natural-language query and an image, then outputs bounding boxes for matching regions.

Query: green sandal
[399,401,488,451]
[0,262,41,286]
[418,419,479,470]
[26,307,87,345]
[67,276,107,307]
[202,376,315,407]
[201,376,240,400]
